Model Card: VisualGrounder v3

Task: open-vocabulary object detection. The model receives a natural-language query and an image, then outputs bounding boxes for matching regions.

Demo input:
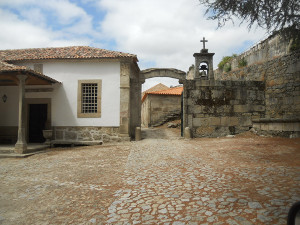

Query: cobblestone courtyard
[0,131,299,224]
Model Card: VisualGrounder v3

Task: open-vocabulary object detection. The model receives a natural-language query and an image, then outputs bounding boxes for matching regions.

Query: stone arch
[140,68,186,137]
[140,68,186,83]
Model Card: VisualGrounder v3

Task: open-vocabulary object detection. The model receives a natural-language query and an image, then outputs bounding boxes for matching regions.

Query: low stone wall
[52,126,125,143]
[253,119,300,138]
[184,80,265,137]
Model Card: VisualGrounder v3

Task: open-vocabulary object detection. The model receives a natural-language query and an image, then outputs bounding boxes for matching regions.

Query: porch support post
[15,75,27,154]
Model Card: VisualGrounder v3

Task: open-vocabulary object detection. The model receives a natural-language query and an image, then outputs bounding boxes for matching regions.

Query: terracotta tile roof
[150,86,183,95]
[0,60,27,71]
[0,46,137,61]
[0,60,60,84]
[144,83,169,93]
[142,83,169,102]
[142,85,183,102]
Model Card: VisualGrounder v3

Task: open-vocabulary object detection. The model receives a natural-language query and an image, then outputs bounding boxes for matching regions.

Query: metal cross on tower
[200,37,208,49]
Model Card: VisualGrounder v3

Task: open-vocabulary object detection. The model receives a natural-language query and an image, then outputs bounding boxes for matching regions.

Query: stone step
[0,149,15,154]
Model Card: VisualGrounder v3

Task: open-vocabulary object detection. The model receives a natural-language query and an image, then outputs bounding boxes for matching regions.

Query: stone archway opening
[140,68,186,139]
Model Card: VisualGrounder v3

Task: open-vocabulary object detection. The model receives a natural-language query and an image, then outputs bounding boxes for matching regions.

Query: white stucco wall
[0,86,19,126]
[1,60,121,127]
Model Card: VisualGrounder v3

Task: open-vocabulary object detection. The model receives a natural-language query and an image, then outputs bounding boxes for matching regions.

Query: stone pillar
[15,75,27,154]
[119,62,131,137]
[184,127,192,139]
[130,80,142,138]
[135,127,141,141]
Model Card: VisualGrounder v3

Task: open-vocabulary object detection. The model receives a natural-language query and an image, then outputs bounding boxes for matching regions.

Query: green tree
[199,0,300,38]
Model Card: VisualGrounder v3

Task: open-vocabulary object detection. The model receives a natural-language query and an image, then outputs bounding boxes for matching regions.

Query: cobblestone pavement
[0,145,131,224]
[0,132,300,224]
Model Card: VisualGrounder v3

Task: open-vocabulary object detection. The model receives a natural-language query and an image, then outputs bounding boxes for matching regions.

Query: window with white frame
[77,80,102,118]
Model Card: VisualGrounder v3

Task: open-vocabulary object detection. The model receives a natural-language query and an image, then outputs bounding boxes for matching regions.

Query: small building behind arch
[141,84,183,127]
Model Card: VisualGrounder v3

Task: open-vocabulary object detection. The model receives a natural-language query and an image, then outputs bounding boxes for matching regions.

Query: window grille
[81,83,98,113]
[77,79,101,118]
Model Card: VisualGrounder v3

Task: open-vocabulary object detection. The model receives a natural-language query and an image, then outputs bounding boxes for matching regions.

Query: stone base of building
[51,140,103,147]
[52,126,129,143]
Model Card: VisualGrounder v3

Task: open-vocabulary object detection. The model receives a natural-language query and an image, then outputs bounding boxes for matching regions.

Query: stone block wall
[264,51,300,120]
[129,62,142,139]
[183,80,265,137]
[53,126,123,143]
[142,94,181,127]
[211,50,300,136]
[214,50,300,120]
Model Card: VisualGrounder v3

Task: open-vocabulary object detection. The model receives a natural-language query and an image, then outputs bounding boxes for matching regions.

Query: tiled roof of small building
[142,85,183,102]
[142,83,169,102]
[0,60,60,84]
[150,86,183,96]
[0,46,137,61]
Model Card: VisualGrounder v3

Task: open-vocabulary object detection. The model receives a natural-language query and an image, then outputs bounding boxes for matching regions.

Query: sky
[0,0,268,91]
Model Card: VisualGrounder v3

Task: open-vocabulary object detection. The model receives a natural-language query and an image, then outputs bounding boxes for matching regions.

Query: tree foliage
[199,0,300,39]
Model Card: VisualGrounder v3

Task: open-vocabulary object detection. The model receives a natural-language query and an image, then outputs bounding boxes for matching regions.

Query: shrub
[224,63,231,72]
[218,56,233,70]
[238,58,247,68]
[290,37,300,51]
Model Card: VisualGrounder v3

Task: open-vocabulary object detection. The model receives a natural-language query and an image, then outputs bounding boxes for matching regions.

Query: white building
[0,46,141,153]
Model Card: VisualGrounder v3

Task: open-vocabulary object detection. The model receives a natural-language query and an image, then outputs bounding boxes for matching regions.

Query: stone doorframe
[25,98,51,143]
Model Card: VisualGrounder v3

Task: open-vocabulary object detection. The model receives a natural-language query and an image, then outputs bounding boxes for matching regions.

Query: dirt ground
[0,128,299,224]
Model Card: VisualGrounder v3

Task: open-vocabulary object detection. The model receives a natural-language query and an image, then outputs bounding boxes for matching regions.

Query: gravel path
[0,132,299,224]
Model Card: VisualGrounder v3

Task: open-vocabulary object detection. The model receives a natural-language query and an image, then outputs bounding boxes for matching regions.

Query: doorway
[29,104,47,143]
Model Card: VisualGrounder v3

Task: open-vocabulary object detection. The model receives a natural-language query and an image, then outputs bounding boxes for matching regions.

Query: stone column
[119,62,131,137]
[15,75,27,154]
[130,80,141,137]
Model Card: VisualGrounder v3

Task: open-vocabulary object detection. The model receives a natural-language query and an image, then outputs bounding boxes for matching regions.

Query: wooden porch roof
[0,61,60,86]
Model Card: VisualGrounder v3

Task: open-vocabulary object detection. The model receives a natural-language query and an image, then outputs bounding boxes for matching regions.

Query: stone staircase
[152,111,181,127]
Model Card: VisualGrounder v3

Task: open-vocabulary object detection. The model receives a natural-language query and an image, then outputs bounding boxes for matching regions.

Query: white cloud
[98,0,266,70]
[96,0,267,89]
[0,0,96,39]
[0,9,90,49]
[0,0,91,26]
[19,7,47,27]
[142,77,180,92]
[0,0,268,90]
[0,0,97,49]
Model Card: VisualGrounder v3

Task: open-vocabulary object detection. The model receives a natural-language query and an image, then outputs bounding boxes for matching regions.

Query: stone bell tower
[193,37,215,80]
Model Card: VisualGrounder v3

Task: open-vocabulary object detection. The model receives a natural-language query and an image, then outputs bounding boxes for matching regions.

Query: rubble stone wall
[232,34,291,70]
[52,126,123,143]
